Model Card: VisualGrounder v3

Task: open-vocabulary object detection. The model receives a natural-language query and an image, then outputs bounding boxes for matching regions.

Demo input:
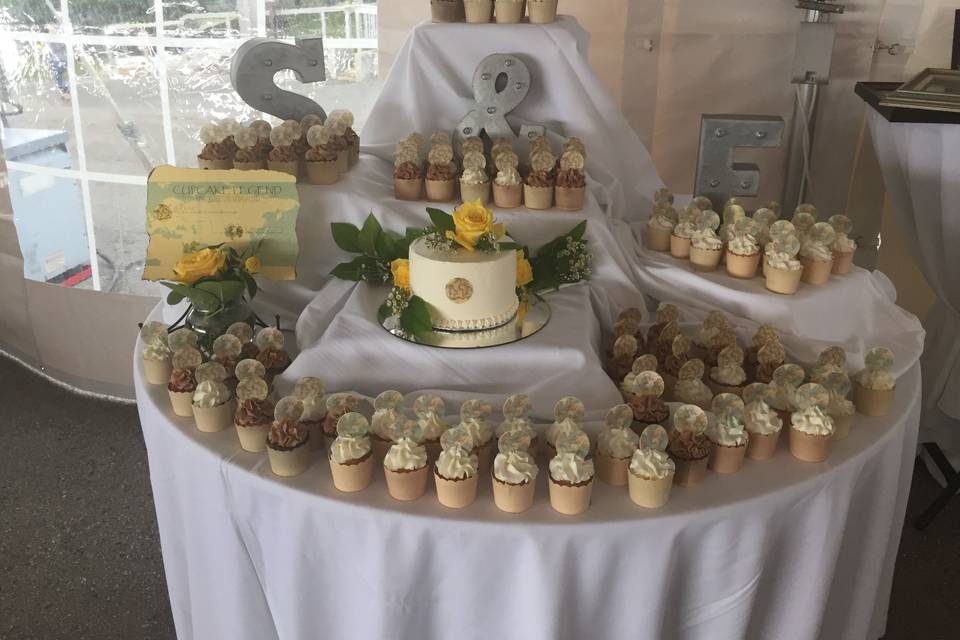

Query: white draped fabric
[867,110,960,462]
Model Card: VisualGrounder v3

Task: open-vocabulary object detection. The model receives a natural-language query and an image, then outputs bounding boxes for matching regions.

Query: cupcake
[192,362,233,433]
[197,122,233,170]
[248,119,273,165]
[495,0,525,23]
[232,126,265,170]
[725,217,761,278]
[546,396,585,459]
[799,222,836,285]
[704,327,738,369]
[233,360,273,452]
[628,425,675,508]
[167,336,202,417]
[708,345,747,396]
[810,346,847,384]
[647,302,679,346]
[431,0,464,22]
[325,113,351,173]
[789,383,834,462]
[853,347,896,416]
[227,321,259,361]
[622,368,670,428]
[492,448,539,513]
[524,145,555,210]
[414,394,449,463]
[742,383,783,460]
[652,321,680,383]
[764,221,803,294]
[823,371,855,440]
[661,333,691,397]
[293,114,320,160]
[304,125,340,185]
[595,404,640,485]
[393,135,423,200]
[266,396,312,477]
[267,122,300,177]
[492,150,522,208]
[457,399,495,472]
[555,147,586,211]
[828,214,856,275]
[667,405,712,486]
[383,437,430,501]
[747,325,780,378]
[140,321,172,385]
[435,443,479,508]
[692,310,727,360]
[767,363,805,425]
[607,334,639,382]
[464,0,493,23]
[460,150,491,204]
[753,341,786,385]
[707,394,749,473]
[548,449,594,516]
[322,393,360,450]
[669,205,698,259]
[254,327,291,384]
[293,377,327,451]
[496,393,539,454]
[371,390,406,463]
[689,209,723,272]
[792,205,817,240]
[528,0,558,23]
[752,207,779,275]
[719,202,746,263]
[328,412,374,493]
[425,142,457,202]
[328,110,359,167]
[646,198,678,252]
[673,359,714,411]
[211,335,242,391]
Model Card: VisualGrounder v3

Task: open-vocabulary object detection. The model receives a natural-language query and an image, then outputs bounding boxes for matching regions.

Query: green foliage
[329,213,413,283]
[160,242,262,315]
[399,295,433,342]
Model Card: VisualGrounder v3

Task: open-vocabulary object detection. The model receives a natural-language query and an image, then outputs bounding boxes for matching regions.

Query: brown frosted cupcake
[254,327,291,384]
[197,122,234,169]
[668,405,712,487]
[266,397,312,477]
[167,344,202,418]
[524,148,556,210]
[425,143,457,202]
[555,148,586,211]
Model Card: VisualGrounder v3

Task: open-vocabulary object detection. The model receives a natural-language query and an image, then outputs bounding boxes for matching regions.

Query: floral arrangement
[330,202,591,341]
[161,243,261,314]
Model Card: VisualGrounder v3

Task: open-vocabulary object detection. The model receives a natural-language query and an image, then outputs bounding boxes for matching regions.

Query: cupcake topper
[710,328,738,351]
[168,328,199,352]
[219,118,241,136]
[657,321,680,346]
[199,123,226,145]
[498,429,532,454]
[555,430,590,458]
[414,394,445,419]
[294,377,326,400]
[460,399,493,422]
[330,109,354,129]
[640,424,669,451]
[794,202,818,217]
[553,396,585,422]
[703,310,728,330]
[612,334,638,360]
[388,419,422,444]
[249,120,272,141]
[269,125,297,148]
[327,392,360,413]
[654,187,674,204]
[495,150,519,171]
[717,345,745,368]
[768,219,797,243]
[752,208,778,228]
[806,221,836,247]
[564,137,586,155]
[752,325,779,348]
[428,144,454,166]
[235,359,266,381]
[140,321,168,345]
[772,363,805,388]
[757,341,786,365]
[430,131,451,146]
[631,354,658,375]
[462,150,486,171]
[461,137,484,154]
[226,322,254,344]
[821,371,852,398]
[171,347,202,370]
[195,361,227,383]
[559,150,585,171]
[655,303,679,324]
[692,195,713,211]
[694,209,721,232]
[375,390,404,412]
[722,203,746,226]
[212,334,242,359]
[336,412,370,438]
[307,124,335,148]
[502,394,532,420]
[618,307,644,324]
[828,214,853,235]
[328,116,348,136]
[613,317,641,337]
[711,393,745,418]
[530,149,556,172]
[770,233,801,257]
[673,404,708,434]
[236,377,269,402]
[401,132,423,150]
[234,127,258,150]
[605,404,634,430]
[300,113,324,131]
[794,383,829,410]
[742,382,770,406]
[440,424,473,452]
[255,327,285,351]
[671,333,691,358]
[791,210,817,235]
[529,134,550,151]
[678,359,705,381]
[652,201,678,223]
[817,346,847,369]
[732,216,761,239]
[274,396,304,422]
[764,201,783,215]
[635,371,665,397]
[865,346,894,372]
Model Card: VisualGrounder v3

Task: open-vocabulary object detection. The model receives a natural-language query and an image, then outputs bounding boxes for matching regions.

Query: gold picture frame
[879,68,960,114]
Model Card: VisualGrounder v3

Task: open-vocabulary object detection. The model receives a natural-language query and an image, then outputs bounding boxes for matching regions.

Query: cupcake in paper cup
[458,399,495,472]
[492,448,539,513]
[431,0,464,22]
[294,377,327,451]
[496,393,539,453]
[708,345,747,396]
[595,404,640,485]
[233,360,273,453]
[414,394,449,463]
[764,221,803,294]
[304,125,340,185]
[325,114,351,173]
[232,126,266,170]
[434,442,479,509]
[460,149,491,204]
[371,390,406,463]
[546,396,585,459]
[689,209,723,272]
[548,448,595,516]
[524,146,555,210]
[323,392,361,450]
[768,363,805,425]
[789,383,834,462]
[607,333,639,382]
[555,148,586,211]
[464,0,493,23]
[622,366,669,427]
[248,120,273,163]
[167,342,202,418]
[799,222,836,285]
[425,142,457,202]
[140,321,172,385]
[853,347,896,416]
[328,412,374,493]
[646,197,677,252]
[528,0,558,23]
[670,205,697,259]
[254,327,291,383]
[495,0,525,23]
[629,425,675,508]
[192,362,234,433]
[267,396,312,477]
[742,383,782,460]
[667,404,712,486]
[810,346,847,384]
[829,214,857,275]
[393,135,423,199]
[822,371,855,440]
[707,394,749,473]
[327,110,359,167]
[197,122,234,169]
[674,359,714,411]
[493,150,523,208]
[725,217,762,278]
[384,436,430,501]
[267,122,301,177]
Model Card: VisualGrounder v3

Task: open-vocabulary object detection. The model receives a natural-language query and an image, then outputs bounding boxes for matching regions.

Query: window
[0,0,380,295]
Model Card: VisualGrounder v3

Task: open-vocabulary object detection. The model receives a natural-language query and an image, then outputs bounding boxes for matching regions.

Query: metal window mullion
[154,0,176,165]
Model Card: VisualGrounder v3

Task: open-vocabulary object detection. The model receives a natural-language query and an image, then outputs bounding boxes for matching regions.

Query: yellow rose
[516,251,534,288]
[172,248,226,285]
[391,258,411,289]
[445,200,503,251]
[244,256,261,274]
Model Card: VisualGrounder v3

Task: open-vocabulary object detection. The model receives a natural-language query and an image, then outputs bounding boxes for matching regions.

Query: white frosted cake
[408,237,519,331]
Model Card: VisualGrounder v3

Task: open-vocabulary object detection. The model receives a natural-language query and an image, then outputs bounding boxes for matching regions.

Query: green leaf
[400,295,433,341]
[330,257,367,281]
[241,271,258,299]
[568,220,587,241]
[377,302,392,324]
[165,290,184,305]
[331,222,362,253]
[358,213,383,257]
[498,242,522,252]
[196,280,245,303]
[375,231,397,261]
[162,282,221,312]
[426,208,455,234]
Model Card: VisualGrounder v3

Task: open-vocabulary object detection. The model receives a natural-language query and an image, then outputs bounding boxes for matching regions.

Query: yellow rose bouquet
[161,242,262,321]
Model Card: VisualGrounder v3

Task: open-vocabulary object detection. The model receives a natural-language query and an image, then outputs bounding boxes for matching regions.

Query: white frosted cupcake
[823,371,855,440]
[548,448,595,516]
[140,322,171,385]
[673,359,714,411]
[853,347,896,417]
[460,151,490,204]
[414,394,449,464]
[434,444,479,509]
[689,210,723,272]
[457,399,495,472]
[707,394,749,474]
[294,377,327,451]
[594,404,639,485]
[799,222,836,285]
[383,437,429,501]
[646,198,677,252]
[192,362,233,433]
[371,390,405,464]
[789,384,834,463]
[742,383,782,460]
[546,396,585,459]
[328,412,374,493]
[492,449,538,513]
[628,425,675,508]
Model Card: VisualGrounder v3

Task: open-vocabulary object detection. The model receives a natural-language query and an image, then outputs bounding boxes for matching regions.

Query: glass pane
[75,44,166,174]
[69,1,153,36]
[161,1,258,39]
[89,181,164,296]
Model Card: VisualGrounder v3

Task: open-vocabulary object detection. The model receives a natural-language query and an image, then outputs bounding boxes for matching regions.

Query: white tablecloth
[136,331,920,640]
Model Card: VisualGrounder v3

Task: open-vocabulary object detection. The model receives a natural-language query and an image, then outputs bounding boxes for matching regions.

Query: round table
[136,341,920,640]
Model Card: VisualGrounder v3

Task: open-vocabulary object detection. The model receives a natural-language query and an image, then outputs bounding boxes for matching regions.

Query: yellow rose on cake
[516,251,534,288]
[173,247,227,285]
[445,199,504,251]
[391,258,411,289]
